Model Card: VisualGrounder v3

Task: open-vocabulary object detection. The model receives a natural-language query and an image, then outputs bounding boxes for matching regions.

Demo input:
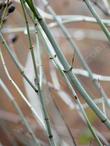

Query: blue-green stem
[0,32,49,130]
[41,0,110,113]
[0,49,45,129]
[0,79,40,146]
[20,1,56,146]
[24,0,110,129]
[83,0,110,41]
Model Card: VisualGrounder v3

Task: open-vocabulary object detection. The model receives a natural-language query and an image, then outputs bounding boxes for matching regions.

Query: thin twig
[0,49,45,129]
[24,0,110,129]
[83,0,110,41]
[20,1,56,146]
[0,79,40,146]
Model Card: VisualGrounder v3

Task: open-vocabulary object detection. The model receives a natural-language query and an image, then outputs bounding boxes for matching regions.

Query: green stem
[39,29,102,145]
[0,49,45,129]
[0,79,40,146]
[42,0,110,118]
[20,1,56,146]
[24,0,110,129]
[84,0,110,41]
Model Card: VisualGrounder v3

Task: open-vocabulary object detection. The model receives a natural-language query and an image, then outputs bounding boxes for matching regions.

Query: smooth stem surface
[25,0,110,129]
[0,32,48,129]
[0,49,45,129]
[0,33,38,93]
[20,1,56,146]
[25,12,106,144]
[0,79,40,146]
[84,0,110,41]
[42,0,110,113]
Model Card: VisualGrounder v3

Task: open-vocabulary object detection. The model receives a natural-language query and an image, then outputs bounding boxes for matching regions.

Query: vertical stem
[34,17,104,145]
[83,0,110,41]
[25,0,110,129]
[20,1,56,146]
[46,0,108,94]
[41,0,110,113]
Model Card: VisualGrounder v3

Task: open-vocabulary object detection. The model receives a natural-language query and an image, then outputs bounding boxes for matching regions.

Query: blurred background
[0,0,110,146]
